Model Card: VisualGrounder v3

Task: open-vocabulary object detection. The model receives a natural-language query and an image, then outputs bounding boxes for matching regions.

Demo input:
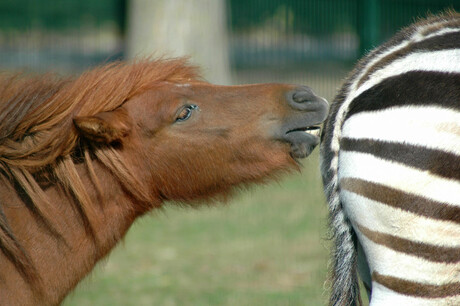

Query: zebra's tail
[320,104,362,306]
[323,176,361,306]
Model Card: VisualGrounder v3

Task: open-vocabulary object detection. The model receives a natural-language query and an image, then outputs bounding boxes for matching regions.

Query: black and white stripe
[320,12,460,305]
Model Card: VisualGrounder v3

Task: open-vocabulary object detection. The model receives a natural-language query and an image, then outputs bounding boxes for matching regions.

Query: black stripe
[345,71,460,121]
[373,271,460,298]
[341,138,460,182]
[341,177,460,224]
[395,30,460,51]
[356,223,460,263]
[357,31,460,86]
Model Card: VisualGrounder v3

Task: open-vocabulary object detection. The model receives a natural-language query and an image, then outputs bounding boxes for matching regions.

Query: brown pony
[0,58,328,305]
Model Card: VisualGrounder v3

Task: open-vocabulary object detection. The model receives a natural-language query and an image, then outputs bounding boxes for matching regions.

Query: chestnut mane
[0,59,200,290]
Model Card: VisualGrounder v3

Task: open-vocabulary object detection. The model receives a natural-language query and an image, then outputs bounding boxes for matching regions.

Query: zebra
[320,12,460,305]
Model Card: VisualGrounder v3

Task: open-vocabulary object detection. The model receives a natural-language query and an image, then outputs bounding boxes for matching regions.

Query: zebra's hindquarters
[339,105,460,305]
[321,11,460,306]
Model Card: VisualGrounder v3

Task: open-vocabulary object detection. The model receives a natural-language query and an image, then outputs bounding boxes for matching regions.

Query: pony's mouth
[284,125,322,159]
[286,125,321,137]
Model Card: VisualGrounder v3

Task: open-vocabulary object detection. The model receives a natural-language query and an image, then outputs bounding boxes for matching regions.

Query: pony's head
[74,77,328,206]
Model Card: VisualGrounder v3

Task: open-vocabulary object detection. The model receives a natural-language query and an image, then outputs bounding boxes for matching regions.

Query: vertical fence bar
[358,0,380,56]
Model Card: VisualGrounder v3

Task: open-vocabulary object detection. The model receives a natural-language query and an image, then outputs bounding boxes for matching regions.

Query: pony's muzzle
[279,86,329,158]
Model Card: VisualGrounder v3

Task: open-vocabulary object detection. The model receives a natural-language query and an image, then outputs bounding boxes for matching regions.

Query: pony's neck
[0,160,151,305]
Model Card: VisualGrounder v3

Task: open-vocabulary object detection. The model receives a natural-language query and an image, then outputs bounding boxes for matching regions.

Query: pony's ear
[73,107,132,143]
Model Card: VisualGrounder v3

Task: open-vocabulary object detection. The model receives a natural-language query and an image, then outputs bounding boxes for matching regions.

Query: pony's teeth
[305,129,321,137]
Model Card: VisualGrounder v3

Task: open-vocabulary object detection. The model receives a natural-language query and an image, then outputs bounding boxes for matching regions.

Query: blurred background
[0,1,458,305]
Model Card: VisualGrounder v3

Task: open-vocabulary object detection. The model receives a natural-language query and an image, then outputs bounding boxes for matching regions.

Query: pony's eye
[176,104,198,122]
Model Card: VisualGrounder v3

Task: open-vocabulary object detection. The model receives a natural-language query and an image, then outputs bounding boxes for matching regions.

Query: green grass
[63,151,332,306]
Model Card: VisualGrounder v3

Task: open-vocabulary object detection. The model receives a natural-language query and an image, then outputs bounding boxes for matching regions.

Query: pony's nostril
[288,86,329,113]
[292,86,317,103]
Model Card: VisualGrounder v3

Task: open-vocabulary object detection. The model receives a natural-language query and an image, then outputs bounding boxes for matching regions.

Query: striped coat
[320,12,460,305]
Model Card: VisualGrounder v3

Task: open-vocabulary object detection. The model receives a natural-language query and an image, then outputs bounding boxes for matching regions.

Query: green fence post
[358,0,380,57]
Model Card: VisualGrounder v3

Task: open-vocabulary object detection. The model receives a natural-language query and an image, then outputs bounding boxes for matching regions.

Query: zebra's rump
[320,11,460,305]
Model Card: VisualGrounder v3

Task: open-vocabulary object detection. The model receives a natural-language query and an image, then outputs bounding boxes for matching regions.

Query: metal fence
[228,0,460,68]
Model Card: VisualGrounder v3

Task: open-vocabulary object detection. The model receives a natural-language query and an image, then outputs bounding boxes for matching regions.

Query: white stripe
[338,151,460,206]
[329,31,415,154]
[371,281,460,306]
[424,27,460,40]
[355,49,460,101]
[355,228,460,285]
[342,106,460,155]
[341,190,460,247]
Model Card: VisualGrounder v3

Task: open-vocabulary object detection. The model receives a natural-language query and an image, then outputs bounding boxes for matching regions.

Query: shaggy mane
[0,58,201,291]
